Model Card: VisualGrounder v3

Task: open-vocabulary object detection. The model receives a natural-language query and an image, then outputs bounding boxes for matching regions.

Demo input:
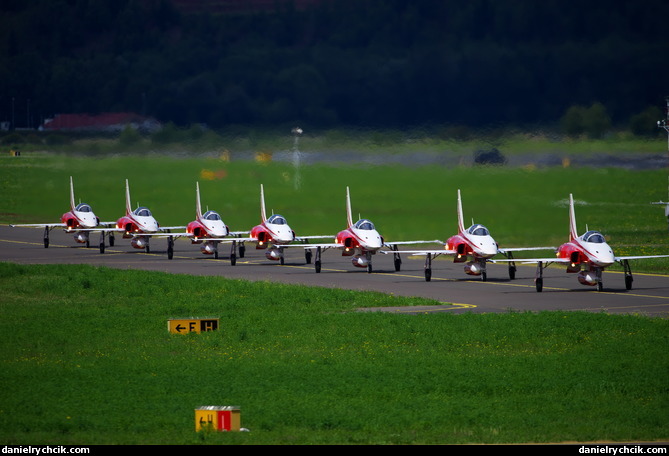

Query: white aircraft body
[382,189,553,281]
[288,187,440,273]
[496,194,669,292]
[9,176,111,248]
[93,179,185,253]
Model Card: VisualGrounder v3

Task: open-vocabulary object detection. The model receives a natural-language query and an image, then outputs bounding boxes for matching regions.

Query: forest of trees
[0,0,667,135]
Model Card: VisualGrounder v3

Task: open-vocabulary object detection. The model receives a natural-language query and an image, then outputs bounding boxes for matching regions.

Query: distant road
[2,226,669,318]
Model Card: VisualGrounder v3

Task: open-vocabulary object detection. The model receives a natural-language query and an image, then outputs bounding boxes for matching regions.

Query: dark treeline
[1,0,667,133]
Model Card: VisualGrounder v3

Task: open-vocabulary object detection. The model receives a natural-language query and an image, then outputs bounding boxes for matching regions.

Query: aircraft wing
[12,223,120,233]
[491,257,570,264]
[10,223,66,228]
[380,249,458,256]
[158,226,187,231]
[615,254,669,261]
[498,247,556,254]
[384,240,443,247]
[282,242,342,249]
[295,235,335,241]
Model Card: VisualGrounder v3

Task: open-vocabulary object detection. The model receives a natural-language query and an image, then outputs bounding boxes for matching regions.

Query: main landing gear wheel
[230,240,237,265]
[305,249,312,264]
[535,261,544,292]
[596,268,603,292]
[314,246,322,273]
[535,277,543,292]
[391,245,401,271]
[424,254,433,282]
[167,237,174,260]
[622,259,633,290]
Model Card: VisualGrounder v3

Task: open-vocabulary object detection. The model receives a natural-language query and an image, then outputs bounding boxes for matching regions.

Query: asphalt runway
[2,225,669,318]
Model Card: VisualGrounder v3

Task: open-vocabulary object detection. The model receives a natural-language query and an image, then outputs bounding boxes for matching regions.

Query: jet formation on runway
[9,177,669,293]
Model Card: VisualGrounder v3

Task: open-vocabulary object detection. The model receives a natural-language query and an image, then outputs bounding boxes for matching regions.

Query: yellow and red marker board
[195,406,240,432]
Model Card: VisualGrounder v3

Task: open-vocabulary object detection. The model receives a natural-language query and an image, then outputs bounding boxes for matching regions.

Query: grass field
[0,263,667,445]
[1,140,668,444]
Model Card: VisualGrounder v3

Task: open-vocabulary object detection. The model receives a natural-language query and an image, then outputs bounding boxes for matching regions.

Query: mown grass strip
[0,263,667,445]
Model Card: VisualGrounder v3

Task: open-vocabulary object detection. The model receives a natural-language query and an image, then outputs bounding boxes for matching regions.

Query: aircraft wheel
[109,235,115,247]
[394,258,401,271]
[99,242,105,254]
[167,246,173,260]
[535,278,543,292]
[146,246,150,253]
[598,281,603,292]
[425,268,432,282]
[367,263,373,273]
[625,275,633,290]
[315,260,321,273]
[214,249,218,259]
[482,271,487,282]
[305,250,312,264]
[44,238,49,248]
[280,256,285,265]
[239,245,245,258]
[509,266,516,280]
[86,239,90,248]
[231,253,236,266]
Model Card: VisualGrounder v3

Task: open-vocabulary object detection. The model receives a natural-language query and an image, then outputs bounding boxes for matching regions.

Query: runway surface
[2,225,669,318]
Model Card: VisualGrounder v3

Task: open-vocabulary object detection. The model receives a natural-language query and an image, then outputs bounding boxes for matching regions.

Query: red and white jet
[294,187,440,273]
[501,194,669,292]
[384,189,552,282]
[10,176,109,249]
[233,184,332,265]
[103,179,184,254]
[162,182,247,263]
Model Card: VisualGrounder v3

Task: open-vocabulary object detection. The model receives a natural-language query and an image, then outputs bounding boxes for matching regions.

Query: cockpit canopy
[203,210,221,221]
[467,224,490,236]
[133,206,152,217]
[75,203,92,213]
[268,214,287,225]
[583,230,606,244]
[354,219,375,230]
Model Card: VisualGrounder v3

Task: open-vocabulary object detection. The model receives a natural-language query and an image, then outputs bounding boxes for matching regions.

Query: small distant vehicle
[9,176,111,248]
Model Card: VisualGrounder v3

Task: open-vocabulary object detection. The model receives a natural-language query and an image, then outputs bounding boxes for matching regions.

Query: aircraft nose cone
[82,214,97,228]
[146,220,159,232]
[478,239,498,258]
[277,226,294,242]
[366,232,383,249]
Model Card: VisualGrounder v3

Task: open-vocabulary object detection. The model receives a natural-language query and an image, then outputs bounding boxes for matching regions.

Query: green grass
[0,263,667,445]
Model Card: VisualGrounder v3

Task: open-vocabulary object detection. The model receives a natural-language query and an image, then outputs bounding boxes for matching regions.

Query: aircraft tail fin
[195,182,203,219]
[346,186,353,227]
[457,189,466,234]
[69,176,76,211]
[260,184,267,222]
[569,194,578,241]
[125,179,132,216]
